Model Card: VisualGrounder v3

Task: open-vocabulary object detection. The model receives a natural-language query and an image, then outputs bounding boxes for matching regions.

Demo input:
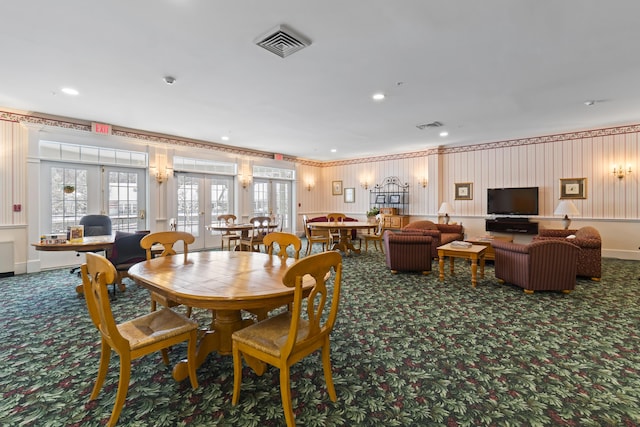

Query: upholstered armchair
[382,230,432,274]
[533,226,602,280]
[402,220,464,259]
[492,240,580,294]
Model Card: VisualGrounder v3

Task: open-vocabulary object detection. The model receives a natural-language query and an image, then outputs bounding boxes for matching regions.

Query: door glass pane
[177,175,200,237]
[210,178,232,224]
[107,171,139,232]
[50,166,88,232]
[273,181,290,230]
[252,181,270,216]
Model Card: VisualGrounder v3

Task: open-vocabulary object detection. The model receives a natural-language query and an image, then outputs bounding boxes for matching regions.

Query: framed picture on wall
[560,178,586,199]
[375,194,386,204]
[455,182,473,200]
[389,194,401,204]
[344,187,355,203]
[332,180,343,195]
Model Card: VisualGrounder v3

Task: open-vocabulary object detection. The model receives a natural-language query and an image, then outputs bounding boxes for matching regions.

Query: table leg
[480,255,485,279]
[471,257,478,288]
[438,252,445,280]
[449,257,455,275]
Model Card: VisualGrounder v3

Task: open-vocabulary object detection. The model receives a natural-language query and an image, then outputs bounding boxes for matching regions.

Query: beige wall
[1,111,639,274]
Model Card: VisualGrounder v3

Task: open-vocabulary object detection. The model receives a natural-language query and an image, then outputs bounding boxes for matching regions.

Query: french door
[42,162,146,233]
[175,173,234,250]
[252,178,292,232]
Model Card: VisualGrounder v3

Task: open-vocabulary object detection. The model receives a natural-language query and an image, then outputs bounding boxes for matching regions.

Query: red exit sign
[91,122,112,135]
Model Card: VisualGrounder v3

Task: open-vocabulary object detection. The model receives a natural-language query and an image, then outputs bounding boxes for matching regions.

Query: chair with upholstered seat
[107,230,149,293]
[238,216,271,252]
[81,252,198,427]
[533,226,602,280]
[140,231,195,317]
[232,251,343,427]
[217,214,241,250]
[302,214,332,255]
[382,230,432,274]
[492,239,580,294]
[70,214,113,274]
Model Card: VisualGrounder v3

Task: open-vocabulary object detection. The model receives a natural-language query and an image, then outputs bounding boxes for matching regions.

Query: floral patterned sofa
[401,220,464,259]
[533,226,602,280]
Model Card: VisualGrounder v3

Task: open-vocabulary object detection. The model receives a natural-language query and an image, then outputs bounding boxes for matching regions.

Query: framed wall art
[389,194,401,204]
[332,180,343,195]
[375,194,386,204]
[455,182,473,200]
[344,187,355,203]
[560,178,586,199]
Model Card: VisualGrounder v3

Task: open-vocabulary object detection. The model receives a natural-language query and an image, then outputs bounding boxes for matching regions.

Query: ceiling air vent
[416,121,443,130]
[255,24,311,58]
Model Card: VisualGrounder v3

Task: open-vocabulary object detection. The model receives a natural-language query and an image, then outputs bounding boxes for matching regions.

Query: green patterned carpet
[1,248,639,426]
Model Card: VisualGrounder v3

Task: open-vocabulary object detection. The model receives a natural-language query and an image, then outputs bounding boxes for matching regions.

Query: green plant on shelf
[366,207,380,217]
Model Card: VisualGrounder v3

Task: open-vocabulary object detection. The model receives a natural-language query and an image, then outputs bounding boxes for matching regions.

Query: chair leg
[322,340,337,401]
[90,338,112,400]
[280,367,295,427]
[161,348,170,365]
[109,353,131,427]
[231,343,243,405]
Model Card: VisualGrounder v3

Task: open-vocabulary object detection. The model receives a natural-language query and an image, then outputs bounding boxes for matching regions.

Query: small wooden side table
[464,235,513,261]
[437,243,487,288]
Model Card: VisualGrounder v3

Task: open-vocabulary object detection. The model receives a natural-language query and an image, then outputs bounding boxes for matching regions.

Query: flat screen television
[487,187,539,216]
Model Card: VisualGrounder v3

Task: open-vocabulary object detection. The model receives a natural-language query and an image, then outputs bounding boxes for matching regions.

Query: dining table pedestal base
[173,309,254,382]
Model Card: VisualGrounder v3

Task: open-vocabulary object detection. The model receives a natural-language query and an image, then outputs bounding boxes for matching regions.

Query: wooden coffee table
[437,243,487,288]
[464,235,513,261]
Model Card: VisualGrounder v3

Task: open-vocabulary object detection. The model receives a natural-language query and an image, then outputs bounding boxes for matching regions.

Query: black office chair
[106,230,148,296]
[70,215,112,274]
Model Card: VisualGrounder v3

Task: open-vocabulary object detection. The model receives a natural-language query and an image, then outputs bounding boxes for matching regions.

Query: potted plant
[366,206,380,223]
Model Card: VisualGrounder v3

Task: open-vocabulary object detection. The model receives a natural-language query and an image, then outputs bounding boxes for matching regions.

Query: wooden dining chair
[232,251,343,427]
[263,231,302,262]
[140,231,195,317]
[81,252,198,427]
[250,231,304,321]
[326,212,347,241]
[217,214,240,250]
[238,216,271,252]
[303,214,332,255]
[361,214,385,253]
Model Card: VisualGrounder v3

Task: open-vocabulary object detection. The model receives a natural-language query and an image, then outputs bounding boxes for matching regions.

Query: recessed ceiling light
[164,76,176,85]
[330,148,337,153]
[221,135,230,141]
[584,100,595,106]
[439,131,449,137]
[61,87,79,96]
[372,93,385,101]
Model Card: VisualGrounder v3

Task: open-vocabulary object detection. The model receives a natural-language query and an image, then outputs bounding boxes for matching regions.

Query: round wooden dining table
[128,250,310,381]
[308,221,376,255]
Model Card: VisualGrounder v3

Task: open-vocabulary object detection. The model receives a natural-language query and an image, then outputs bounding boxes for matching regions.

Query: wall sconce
[305,182,314,191]
[151,166,169,184]
[612,164,632,179]
[361,181,369,190]
[418,177,428,188]
[239,174,252,189]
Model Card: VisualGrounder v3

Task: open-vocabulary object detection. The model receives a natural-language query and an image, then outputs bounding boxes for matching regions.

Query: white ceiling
[2,1,640,161]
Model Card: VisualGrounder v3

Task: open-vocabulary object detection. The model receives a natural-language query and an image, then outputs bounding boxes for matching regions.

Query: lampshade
[438,202,454,215]
[554,200,579,230]
[438,202,454,224]
[554,200,579,216]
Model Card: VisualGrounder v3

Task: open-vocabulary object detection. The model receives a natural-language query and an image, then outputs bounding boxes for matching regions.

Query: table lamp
[554,200,580,230]
[438,202,454,224]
